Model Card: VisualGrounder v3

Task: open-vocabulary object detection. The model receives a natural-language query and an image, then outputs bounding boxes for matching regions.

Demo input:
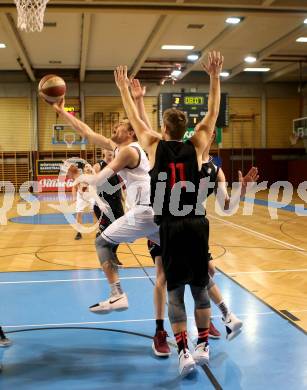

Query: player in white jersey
[72,163,96,240]
[52,100,160,315]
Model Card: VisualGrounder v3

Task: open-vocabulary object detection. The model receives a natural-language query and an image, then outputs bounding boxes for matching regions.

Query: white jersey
[115,142,151,209]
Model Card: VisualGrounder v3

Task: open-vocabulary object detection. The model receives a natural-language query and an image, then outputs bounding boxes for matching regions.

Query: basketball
[38,74,66,104]
[67,164,79,178]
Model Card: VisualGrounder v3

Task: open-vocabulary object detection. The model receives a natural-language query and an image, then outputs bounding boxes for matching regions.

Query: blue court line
[9,213,94,225]
[22,193,73,202]
[244,197,307,214]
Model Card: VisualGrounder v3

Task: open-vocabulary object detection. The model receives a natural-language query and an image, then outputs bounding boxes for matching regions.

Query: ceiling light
[225,17,242,25]
[244,55,257,63]
[162,45,194,50]
[244,67,270,72]
[220,71,230,77]
[171,70,182,78]
[304,18,307,24]
[296,37,307,42]
[187,53,199,61]
[0,43,6,48]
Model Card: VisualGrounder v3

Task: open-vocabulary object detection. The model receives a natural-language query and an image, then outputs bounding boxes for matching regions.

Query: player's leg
[90,229,128,314]
[74,212,82,240]
[208,277,243,340]
[147,240,170,357]
[0,327,11,347]
[90,206,159,314]
[190,285,211,366]
[207,263,221,339]
[110,205,125,266]
[168,285,196,377]
[95,201,124,265]
[75,193,86,240]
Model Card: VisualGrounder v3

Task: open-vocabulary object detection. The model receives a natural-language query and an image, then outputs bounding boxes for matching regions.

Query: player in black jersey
[115,51,223,377]
[198,137,258,340]
[130,81,171,357]
[0,326,11,347]
[147,153,257,341]
[93,149,125,267]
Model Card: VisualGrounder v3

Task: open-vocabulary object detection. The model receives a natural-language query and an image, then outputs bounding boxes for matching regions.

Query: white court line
[3,310,307,330]
[208,213,307,256]
[227,268,307,275]
[4,308,307,330]
[0,275,156,285]
[0,313,274,329]
[2,268,307,285]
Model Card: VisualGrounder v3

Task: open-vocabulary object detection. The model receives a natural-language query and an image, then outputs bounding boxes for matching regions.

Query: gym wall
[0,97,32,151]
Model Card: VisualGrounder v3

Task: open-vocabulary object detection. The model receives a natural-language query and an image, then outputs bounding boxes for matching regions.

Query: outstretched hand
[114,65,130,90]
[238,167,259,197]
[130,78,146,100]
[202,51,224,78]
[52,98,65,114]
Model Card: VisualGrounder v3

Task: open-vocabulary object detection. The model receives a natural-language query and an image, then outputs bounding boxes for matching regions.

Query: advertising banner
[36,160,74,192]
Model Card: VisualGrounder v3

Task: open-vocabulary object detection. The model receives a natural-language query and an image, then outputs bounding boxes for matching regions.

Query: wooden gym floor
[0,191,306,333]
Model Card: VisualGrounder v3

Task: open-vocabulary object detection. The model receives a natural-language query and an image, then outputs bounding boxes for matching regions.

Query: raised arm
[114,66,159,154]
[130,79,152,130]
[74,146,138,187]
[130,79,162,141]
[191,51,223,153]
[52,99,116,151]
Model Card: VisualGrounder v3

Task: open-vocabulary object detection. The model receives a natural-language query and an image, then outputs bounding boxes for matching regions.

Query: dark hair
[163,108,187,140]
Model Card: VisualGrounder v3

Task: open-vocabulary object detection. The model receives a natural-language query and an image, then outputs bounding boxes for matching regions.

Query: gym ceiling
[0,0,307,84]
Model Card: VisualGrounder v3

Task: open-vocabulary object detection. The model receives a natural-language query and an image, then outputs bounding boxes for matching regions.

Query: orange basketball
[67,164,79,178]
[38,74,66,104]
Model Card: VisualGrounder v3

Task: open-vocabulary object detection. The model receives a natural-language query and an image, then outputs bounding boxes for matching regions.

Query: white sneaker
[193,342,209,366]
[89,293,129,314]
[178,349,196,377]
[222,312,243,340]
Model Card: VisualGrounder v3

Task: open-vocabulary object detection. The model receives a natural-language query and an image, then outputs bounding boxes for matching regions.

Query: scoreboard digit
[159,93,228,129]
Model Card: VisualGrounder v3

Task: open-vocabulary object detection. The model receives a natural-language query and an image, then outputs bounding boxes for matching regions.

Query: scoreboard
[159,92,228,129]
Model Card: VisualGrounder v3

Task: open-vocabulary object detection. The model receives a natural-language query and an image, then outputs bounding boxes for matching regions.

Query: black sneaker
[75,232,82,240]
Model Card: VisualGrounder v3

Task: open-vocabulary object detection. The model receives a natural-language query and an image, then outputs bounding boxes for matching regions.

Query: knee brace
[95,234,117,268]
[190,285,211,310]
[168,285,187,324]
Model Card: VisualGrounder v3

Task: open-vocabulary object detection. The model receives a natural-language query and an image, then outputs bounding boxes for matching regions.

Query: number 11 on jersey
[168,163,186,189]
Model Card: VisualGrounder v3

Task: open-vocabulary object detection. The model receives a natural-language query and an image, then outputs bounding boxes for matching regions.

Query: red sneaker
[152,330,171,357]
[209,321,221,339]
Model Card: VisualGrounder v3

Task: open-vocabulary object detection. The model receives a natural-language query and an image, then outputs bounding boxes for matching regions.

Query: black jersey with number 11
[150,140,204,221]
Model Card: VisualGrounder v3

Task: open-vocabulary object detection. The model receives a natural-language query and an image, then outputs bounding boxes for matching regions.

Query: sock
[218,301,230,319]
[175,331,188,353]
[155,319,164,333]
[110,281,123,297]
[197,328,209,345]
